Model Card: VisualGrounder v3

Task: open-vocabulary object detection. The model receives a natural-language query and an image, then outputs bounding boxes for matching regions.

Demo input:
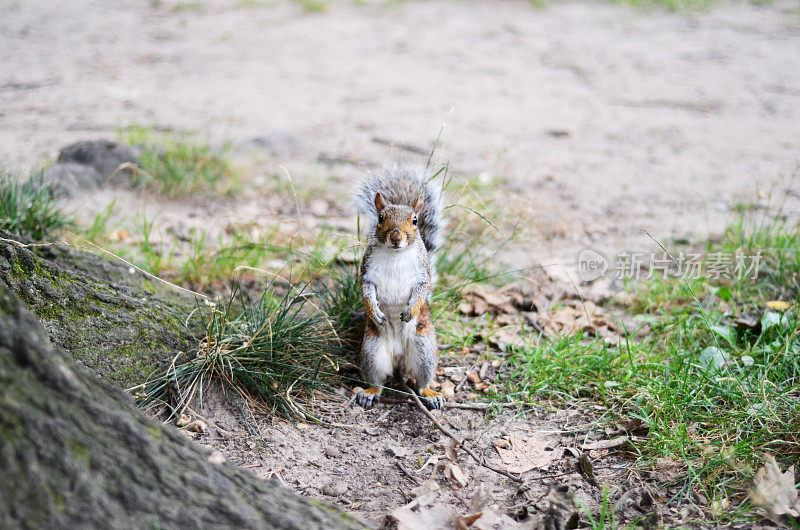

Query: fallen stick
[454,364,477,393]
[395,461,421,486]
[400,382,523,483]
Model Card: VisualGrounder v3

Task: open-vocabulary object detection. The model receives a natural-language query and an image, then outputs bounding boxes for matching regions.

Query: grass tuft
[500,198,800,521]
[137,282,351,420]
[120,126,240,198]
[0,169,71,240]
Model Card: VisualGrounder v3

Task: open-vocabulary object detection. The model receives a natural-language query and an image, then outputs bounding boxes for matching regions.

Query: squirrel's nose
[390,230,402,245]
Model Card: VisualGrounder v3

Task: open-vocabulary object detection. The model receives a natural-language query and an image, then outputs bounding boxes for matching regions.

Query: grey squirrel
[353,164,445,410]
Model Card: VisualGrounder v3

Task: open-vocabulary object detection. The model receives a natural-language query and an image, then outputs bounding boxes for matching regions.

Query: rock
[325,446,342,458]
[56,139,140,182]
[38,163,102,197]
[40,140,140,196]
[323,482,349,497]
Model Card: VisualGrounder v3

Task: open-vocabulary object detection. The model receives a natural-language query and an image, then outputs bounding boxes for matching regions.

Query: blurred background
[2,0,799,285]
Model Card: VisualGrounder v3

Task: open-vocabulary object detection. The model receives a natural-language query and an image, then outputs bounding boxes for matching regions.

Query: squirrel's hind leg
[409,309,444,410]
[357,330,392,409]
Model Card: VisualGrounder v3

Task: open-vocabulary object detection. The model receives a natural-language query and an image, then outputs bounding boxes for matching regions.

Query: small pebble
[325,446,342,458]
[207,451,226,465]
[323,482,348,497]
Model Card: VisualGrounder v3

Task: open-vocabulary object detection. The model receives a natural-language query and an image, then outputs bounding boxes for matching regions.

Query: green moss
[68,438,90,466]
[147,425,162,442]
[0,411,23,442]
[52,491,66,513]
[3,242,194,389]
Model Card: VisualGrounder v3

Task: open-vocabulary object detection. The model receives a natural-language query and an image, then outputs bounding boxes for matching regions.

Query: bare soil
[3,0,800,269]
[3,0,799,526]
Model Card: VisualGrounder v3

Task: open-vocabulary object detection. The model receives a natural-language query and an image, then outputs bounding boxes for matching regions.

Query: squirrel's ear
[374,192,386,213]
[412,195,424,213]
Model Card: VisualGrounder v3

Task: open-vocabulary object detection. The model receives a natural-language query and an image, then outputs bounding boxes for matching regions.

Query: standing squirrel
[353,165,445,410]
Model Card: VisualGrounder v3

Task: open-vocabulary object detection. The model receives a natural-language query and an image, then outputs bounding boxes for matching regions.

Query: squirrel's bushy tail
[354,164,445,253]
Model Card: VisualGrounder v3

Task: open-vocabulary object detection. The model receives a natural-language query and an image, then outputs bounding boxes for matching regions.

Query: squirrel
[353,164,445,410]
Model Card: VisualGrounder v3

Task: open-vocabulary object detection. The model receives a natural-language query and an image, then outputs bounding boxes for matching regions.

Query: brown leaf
[455,512,483,529]
[443,462,469,488]
[494,434,555,474]
[488,327,527,352]
[440,380,456,401]
[185,420,207,433]
[474,381,490,392]
[540,301,620,341]
[750,455,800,523]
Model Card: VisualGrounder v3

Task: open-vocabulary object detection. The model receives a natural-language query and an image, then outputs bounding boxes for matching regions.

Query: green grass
[0,169,71,240]
[137,282,353,420]
[499,209,800,523]
[719,209,799,304]
[433,166,522,304]
[119,126,240,198]
[79,205,355,292]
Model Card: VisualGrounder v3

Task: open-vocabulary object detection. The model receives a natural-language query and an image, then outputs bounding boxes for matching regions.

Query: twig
[395,461,421,486]
[479,362,489,381]
[455,364,477,393]
[400,381,523,483]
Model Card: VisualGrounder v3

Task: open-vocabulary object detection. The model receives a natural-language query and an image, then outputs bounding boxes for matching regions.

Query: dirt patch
[3,0,800,274]
[164,270,680,527]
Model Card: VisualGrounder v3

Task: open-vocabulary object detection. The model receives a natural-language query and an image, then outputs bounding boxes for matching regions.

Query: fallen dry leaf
[494,434,555,474]
[750,455,799,523]
[442,461,469,488]
[185,420,207,433]
[540,301,620,341]
[440,380,455,401]
[444,439,458,462]
[455,512,483,529]
[388,446,414,458]
[488,327,527,351]
[467,371,480,384]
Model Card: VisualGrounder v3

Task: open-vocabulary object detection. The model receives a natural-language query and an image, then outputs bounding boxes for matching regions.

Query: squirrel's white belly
[367,245,421,315]
[367,245,421,368]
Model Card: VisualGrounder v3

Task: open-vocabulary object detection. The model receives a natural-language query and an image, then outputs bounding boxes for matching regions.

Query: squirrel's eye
[378,213,384,223]
[412,216,418,226]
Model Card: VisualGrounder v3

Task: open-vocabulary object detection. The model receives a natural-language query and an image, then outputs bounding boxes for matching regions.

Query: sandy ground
[3,0,800,271]
[2,0,800,525]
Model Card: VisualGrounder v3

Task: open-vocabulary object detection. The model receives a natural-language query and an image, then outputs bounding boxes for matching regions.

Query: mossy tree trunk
[0,231,197,388]
[0,281,364,529]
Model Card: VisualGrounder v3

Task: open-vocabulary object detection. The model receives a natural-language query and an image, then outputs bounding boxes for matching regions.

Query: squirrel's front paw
[354,388,381,409]
[372,310,387,326]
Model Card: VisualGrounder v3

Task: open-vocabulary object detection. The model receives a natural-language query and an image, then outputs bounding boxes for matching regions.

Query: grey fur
[354,165,446,410]
[354,163,445,254]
